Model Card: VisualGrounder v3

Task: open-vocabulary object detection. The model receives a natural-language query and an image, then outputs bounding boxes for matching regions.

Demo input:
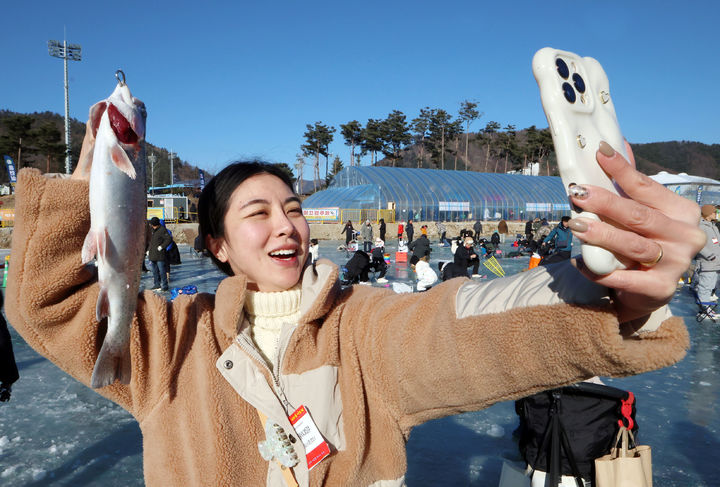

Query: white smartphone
[532,47,630,275]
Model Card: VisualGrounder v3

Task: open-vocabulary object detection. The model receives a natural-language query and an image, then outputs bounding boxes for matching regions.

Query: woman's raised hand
[567,140,705,323]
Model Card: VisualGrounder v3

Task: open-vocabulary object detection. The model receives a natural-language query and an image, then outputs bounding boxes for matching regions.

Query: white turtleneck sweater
[244,284,302,369]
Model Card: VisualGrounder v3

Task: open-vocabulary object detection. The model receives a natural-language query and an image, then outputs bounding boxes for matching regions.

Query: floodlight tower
[48,39,82,174]
[169,150,176,187]
[148,152,157,194]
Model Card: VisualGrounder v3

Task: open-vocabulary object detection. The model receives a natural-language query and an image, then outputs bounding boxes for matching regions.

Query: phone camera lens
[562,82,576,103]
[572,73,586,93]
[556,58,569,79]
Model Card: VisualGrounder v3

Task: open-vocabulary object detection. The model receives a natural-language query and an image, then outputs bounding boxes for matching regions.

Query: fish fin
[81,231,97,264]
[89,101,107,138]
[110,143,137,179]
[82,229,108,264]
[96,286,110,323]
[91,340,131,388]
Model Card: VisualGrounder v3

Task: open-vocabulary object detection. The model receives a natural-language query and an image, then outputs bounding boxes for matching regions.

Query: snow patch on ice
[486,424,505,438]
[30,468,47,481]
[1,466,18,478]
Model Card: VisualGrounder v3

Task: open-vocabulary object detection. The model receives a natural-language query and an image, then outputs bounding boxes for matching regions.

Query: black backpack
[516,382,638,486]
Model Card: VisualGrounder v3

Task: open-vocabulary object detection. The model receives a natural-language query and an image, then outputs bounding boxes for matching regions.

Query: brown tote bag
[595,426,652,487]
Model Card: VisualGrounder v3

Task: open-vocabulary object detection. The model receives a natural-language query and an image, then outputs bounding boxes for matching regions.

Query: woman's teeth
[270,249,295,258]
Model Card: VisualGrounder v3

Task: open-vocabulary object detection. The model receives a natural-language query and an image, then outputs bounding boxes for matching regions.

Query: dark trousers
[370,260,387,278]
[363,241,372,252]
[540,250,571,266]
[469,258,480,276]
[150,259,169,290]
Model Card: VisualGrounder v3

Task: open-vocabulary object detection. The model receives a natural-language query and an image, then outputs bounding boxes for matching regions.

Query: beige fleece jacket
[5,169,689,487]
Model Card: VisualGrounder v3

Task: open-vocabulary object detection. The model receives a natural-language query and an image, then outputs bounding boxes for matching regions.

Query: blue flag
[3,156,17,183]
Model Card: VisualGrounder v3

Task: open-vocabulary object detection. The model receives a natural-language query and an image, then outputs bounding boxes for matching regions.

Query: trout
[82,71,147,388]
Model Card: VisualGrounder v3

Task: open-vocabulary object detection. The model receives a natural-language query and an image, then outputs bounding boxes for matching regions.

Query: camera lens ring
[562,82,576,103]
[556,58,570,79]
[572,73,586,93]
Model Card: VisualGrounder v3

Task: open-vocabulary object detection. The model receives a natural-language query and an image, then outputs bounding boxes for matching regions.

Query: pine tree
[340,120,363,167]
[458,100,482,170]
[380,110,412,167]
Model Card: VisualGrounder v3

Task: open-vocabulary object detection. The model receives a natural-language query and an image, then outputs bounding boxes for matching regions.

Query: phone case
[532,47,630,275]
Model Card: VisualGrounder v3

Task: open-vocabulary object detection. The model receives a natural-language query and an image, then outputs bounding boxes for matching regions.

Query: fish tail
[91,340,131,388]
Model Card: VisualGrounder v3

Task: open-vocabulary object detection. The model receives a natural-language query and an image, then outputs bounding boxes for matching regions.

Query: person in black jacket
[341,220,354,246]
[370,240,388,283]
[407,234,431,261]
[148,217,172,291]
[524,219,534,242]
[473,220,483,237]
[454,236,480,277]
[0,293,19,402]
[406,219,414,243]
[378,218,386,242]
[341,250,371,285]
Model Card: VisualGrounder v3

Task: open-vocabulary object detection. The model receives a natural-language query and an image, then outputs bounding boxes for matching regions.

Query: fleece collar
[213,258,340,343]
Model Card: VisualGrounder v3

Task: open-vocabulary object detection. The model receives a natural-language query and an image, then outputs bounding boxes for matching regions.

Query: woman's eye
[288,207,303,214]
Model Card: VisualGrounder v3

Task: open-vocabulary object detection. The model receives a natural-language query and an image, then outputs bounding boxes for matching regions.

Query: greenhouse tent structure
[302,166,570,223]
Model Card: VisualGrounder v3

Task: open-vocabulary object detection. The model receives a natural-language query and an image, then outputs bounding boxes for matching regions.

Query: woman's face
[207,173,310,292]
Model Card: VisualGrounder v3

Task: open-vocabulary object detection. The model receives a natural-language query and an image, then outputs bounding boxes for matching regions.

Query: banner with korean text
[303,207,340,222]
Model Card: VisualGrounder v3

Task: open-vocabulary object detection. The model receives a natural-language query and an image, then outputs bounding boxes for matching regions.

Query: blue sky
[2,1,719,176]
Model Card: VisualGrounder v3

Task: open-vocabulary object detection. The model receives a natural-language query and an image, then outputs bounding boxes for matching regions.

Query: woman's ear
[206,234,228,262]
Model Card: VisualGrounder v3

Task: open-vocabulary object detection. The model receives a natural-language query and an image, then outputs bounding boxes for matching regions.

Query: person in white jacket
[413,254,438,292]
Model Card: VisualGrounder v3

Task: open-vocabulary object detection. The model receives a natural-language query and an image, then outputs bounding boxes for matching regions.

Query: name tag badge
[713,238,719,245]
[289,405,331,470]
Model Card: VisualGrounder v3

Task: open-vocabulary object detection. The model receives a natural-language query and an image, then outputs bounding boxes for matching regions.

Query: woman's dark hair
[199,161,295,276]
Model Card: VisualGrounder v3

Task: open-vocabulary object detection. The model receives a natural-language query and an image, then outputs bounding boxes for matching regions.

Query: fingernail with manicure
[599,141,615,157]
[568,184,589,199]
[568,219,589,232]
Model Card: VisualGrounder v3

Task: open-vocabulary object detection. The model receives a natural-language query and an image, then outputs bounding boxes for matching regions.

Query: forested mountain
[0,110,208,187]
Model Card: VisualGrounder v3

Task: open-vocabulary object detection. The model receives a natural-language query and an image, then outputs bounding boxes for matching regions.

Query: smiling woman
[199,162,309,292]
[4,114,705,487]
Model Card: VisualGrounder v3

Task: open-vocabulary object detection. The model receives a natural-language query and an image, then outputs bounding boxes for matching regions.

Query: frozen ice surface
[1,241,719,486]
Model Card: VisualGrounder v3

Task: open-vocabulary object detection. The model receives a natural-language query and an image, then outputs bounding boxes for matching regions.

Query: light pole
[169,150,176,188]
[294,153,305,194]
[48,39,81,174]
[148,152,157,195]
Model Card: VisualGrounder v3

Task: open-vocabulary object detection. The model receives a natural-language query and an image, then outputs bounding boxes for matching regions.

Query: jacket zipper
[235,331,294,413]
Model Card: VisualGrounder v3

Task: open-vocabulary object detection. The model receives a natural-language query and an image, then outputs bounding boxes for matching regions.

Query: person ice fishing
[4,114,705,487]
[541,216,574,266]
[370,238,388,284]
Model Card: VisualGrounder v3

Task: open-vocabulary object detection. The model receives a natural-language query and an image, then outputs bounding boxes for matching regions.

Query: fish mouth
[108,103,139,145]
